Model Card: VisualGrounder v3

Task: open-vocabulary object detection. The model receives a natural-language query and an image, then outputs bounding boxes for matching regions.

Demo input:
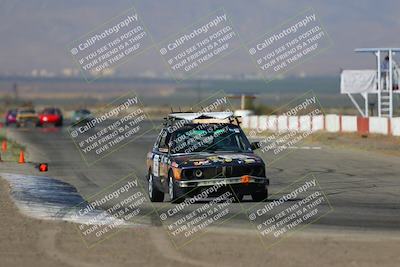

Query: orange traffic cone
[1,140,7,152]
[18,150,25,164]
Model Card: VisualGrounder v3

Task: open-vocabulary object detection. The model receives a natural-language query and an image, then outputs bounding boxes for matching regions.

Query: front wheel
[148,173,164,202]
[55,120,63,127]
[168,173,185,204]
[232,192,244,202]
[251,188,268,202]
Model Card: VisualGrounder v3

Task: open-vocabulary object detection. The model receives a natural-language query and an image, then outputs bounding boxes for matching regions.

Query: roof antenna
[170,107,174,113]
[179,106,182,112]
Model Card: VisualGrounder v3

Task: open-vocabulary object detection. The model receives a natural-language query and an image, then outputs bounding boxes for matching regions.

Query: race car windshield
[75,109,91,115]
[170,124,252,154]
[43,108,61,115]
[19,110,35,114]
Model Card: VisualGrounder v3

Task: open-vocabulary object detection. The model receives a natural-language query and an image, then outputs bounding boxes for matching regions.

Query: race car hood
[17,114,37,120]
[170,152,264,168]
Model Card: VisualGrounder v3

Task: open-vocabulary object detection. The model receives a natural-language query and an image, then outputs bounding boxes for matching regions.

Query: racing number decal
[159,155,168,177]
[153,154,160,177]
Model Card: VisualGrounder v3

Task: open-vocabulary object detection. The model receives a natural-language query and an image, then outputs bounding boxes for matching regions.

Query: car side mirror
[250,141,260,150]
[158,147,169,153]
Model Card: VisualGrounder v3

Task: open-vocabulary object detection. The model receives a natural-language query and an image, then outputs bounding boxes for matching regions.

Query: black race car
[146,112,269,203]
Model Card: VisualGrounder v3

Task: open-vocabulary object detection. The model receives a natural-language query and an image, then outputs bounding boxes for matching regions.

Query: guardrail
[242,114,400,136]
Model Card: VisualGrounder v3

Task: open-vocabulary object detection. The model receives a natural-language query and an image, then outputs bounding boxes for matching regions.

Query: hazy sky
[0,0,399,77]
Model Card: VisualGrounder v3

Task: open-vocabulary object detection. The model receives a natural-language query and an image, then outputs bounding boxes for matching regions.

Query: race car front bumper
[177,176,269,188]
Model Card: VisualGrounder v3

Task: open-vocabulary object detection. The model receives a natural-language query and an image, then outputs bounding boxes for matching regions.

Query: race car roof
[168,112,234,121]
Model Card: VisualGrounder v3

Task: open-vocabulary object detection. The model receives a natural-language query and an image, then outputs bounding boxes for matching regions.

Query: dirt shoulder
[1,175,400,267]
[0,178,70,267]
[0,176,197,267]
[246,128,400,158]
[306,132,400,157]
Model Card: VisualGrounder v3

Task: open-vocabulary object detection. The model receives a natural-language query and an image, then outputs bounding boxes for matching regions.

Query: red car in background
[37,108,63,127]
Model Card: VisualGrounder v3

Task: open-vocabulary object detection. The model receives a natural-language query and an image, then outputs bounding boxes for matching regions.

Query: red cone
[1,140,7,152]
[18,150,25,164]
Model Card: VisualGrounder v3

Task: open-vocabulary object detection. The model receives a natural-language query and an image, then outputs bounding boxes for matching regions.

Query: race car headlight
[194,169,203,178]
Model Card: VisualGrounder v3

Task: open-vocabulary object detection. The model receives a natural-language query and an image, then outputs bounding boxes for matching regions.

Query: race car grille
[182,165,265,180]
[182,168,223,180]
[224,165,265,177]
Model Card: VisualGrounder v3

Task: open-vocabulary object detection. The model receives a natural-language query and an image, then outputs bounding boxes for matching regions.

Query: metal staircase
[380,90,391,117]
[341,48,400,118]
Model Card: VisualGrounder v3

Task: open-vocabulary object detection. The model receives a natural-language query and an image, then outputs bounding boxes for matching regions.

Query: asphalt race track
[3,120,400,232]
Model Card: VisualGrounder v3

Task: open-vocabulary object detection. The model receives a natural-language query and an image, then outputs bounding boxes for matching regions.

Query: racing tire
[148,172,164,202]
[251,188,268,202]
[55,120,63,127]
[168,172,185,204]
[232,192,244,202]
